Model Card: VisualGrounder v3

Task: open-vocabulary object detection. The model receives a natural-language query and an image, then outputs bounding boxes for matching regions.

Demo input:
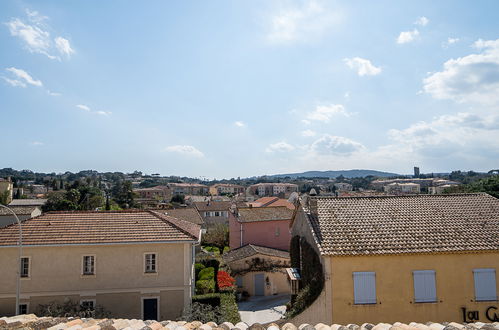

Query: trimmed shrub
[195,263,205,280]
[198,267,215,280]
[196,279,215,294]
[192,293,221,307]
[180,302,222,323]
[220,293,241,324]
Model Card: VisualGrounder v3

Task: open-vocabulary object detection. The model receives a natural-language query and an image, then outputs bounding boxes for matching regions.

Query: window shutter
[353,272,376,304]
[413,270,437,302]
[474,268,497,301]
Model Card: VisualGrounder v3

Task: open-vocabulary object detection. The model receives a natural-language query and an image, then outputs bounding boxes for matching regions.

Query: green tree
[111,180,135,208]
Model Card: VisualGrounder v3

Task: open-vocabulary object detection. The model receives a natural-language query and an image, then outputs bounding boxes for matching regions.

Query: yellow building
[0,178,13,204]
[290,193,499,325]
[0,210,201,320]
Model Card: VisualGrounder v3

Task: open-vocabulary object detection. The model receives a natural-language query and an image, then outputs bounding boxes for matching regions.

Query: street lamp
[0,204,22,315]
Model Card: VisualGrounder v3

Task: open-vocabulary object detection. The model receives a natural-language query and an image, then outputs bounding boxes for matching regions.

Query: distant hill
[270,169,401,179]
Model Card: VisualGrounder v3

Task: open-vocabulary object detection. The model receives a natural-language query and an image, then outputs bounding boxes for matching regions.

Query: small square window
[20,257,30,278]
[145,253,157,273]
[80,300,95,311]
[19,304,28,314]
[82,256,95,275]
[473,268,497,301]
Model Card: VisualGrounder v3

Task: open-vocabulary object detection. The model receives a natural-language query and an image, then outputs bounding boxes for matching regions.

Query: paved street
[237,294,290,325]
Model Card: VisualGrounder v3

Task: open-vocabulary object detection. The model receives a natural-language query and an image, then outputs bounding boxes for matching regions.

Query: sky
[1,1,499,179]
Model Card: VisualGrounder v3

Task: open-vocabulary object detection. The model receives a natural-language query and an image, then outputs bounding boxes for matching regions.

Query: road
[238,294,290,325]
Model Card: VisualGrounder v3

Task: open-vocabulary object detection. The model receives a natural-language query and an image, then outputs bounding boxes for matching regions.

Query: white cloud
[76,104,91,111]
[414,16,429,26]
[95,111,112,116]
[301,119,311,125]
[442,37,460,49]
[54,37,75,57]
[423,38,499,106]
[344,57,382,76]
[310,134,365,154]
[265,141,295,153]
[306,104,350,123]
[30,141,44,146]
[266,0,340,44]
[397,29,419,44]
[301,129,316,137]
[388,112,499,158]
[47,90,61,96]
[234,121,245,127]
[5,10,74,60]
[164,145,204,158]
[3,67,42,87]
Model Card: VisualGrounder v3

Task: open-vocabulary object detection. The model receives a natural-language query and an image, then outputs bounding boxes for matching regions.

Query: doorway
[142,298,159,320]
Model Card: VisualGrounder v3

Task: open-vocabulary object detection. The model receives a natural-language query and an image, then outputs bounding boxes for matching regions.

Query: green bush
[220,293,241,324]
[223,246,230,254]
[192,293,221,307]
[186,293,240,324]
[198,267,215,280]
[195,263,205,281]
[37,299,111,318]
[196,279,215,294]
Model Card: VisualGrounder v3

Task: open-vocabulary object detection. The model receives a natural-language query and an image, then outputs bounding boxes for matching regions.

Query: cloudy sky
[1,1,499,179]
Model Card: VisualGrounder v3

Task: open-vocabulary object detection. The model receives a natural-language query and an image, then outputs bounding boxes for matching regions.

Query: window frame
[80,299,96,311]
[144,252,158,274]
[20,256,31,279]
[413,270,437,303]
[18,303,29,314]
[81,255,96,276]
[473,268,497,302]
[353,271,377,305]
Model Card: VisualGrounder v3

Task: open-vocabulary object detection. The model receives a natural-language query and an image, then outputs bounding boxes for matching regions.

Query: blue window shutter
[353,272,376,304]
[413,270,437,303]
[474,268,497,301]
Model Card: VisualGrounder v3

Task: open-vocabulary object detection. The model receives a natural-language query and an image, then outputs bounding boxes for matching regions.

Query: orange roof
[0,210,200,246]
[254,197,295,210]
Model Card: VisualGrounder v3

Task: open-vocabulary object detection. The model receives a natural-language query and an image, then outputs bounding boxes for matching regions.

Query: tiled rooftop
[238,206,294,223]
[223,244,290,263]
[0,315,497,330]
[252,197,295,210]
[161,207,204,225]
[195,201,233,212]
[0,210,200,246]
[8,199,47,206]
[0,206,39,216]
[307,193,499,256]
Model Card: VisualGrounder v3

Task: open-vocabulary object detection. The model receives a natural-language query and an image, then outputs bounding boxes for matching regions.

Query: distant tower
[414,167,420,178]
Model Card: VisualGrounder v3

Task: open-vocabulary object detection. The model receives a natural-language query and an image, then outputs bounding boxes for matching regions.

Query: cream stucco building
[290,193,499,325]
[0,210,201,320]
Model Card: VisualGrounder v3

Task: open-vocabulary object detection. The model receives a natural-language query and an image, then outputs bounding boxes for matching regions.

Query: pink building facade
[229,206,293,251]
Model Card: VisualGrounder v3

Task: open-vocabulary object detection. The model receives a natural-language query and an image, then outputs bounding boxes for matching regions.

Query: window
[80,300,95,311]
[215,211,220,217]
[19,304,28,314]
[353,272,376,304]
[20,257,30,278]
[82,256,95,275]
[145,253,157,273]
[413,270,437,303]
[473,268,497,301]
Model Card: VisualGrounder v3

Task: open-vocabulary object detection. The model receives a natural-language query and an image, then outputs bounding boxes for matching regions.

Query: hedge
[190,293,241,324]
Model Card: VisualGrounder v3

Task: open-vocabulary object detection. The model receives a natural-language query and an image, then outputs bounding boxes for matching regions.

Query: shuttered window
[473,268,497,301]
[413,270,437,303]
[353,272,376,304]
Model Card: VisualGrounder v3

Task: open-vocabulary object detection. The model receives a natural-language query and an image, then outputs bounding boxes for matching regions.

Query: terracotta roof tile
[223,244,290,263]
[159,208,204,225]
[194,201,232,212]
[238,206,293,222]
[0,210,200,246]
[0,206,39,216]
[307,193,499,256]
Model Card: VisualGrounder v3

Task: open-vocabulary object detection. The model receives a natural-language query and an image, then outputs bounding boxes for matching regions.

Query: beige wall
[328,252,499,325]
[229,254,290,296]
[0,242,194,320]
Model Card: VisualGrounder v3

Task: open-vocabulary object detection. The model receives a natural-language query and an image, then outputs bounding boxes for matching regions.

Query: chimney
[308,197,318,216]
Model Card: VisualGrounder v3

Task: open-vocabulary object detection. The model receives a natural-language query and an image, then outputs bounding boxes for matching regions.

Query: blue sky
[1,1,499,179]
